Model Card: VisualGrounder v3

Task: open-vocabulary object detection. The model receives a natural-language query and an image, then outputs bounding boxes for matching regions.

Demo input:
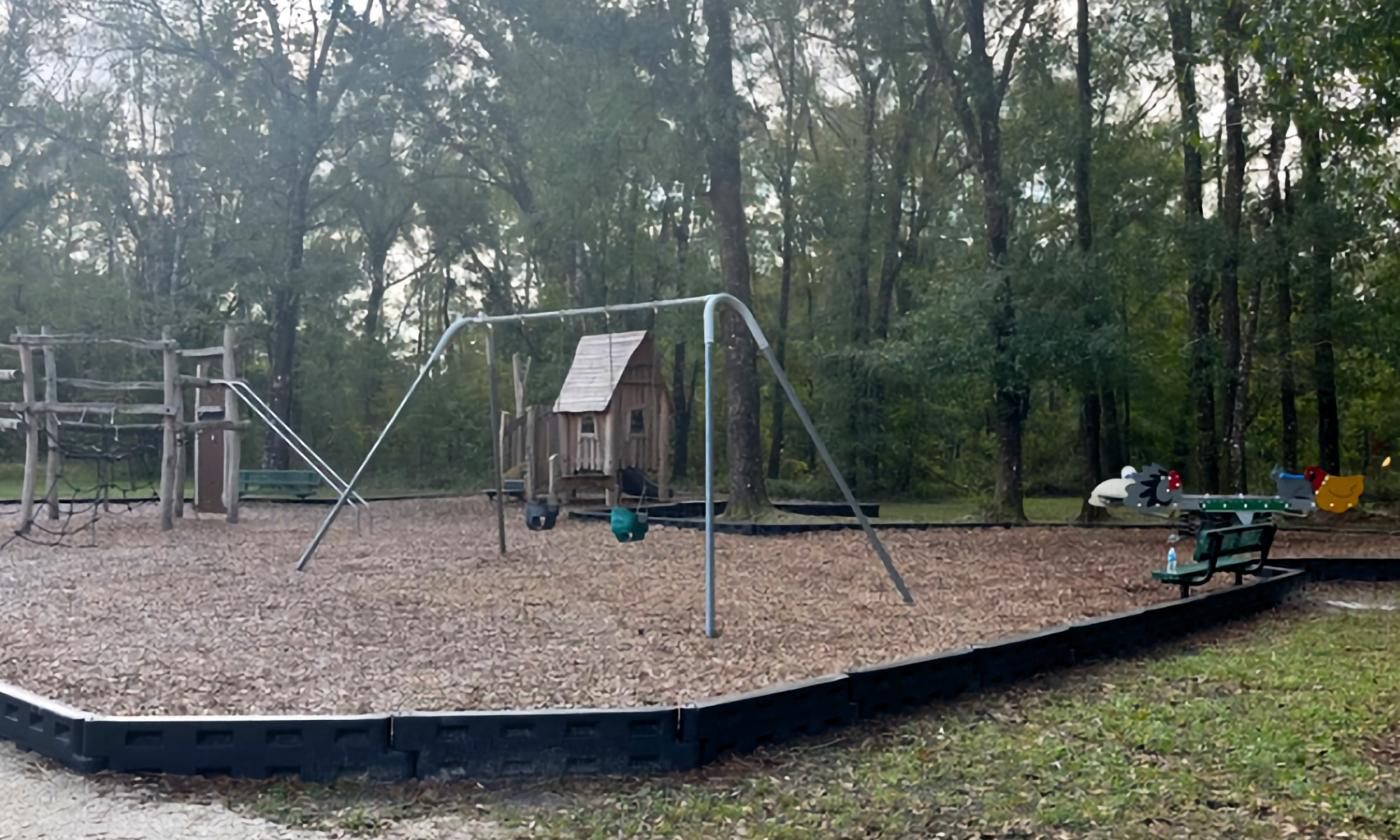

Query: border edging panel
[0,562,1355,782]
[81,714,410,781]
[391,707,694,779]
[679,674,855,764]
[0,682,101,772]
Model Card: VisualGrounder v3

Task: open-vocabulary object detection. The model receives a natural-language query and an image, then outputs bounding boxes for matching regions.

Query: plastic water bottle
[1167,546,1178,573]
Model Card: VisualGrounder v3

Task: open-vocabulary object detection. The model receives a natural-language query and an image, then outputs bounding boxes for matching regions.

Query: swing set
[293,294,913,638]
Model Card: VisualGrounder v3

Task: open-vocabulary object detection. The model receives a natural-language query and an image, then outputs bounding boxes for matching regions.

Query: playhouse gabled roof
[553,330,651,413]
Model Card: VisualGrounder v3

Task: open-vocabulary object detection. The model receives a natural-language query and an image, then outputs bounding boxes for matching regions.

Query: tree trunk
[1298,82,1340,473]
[264,167,311,471]
[767,18,801,481]
[1101,388,1125,469]
[1074,0,1107,522]
[672,184,694,480]
[363,239,390,341]
[846,67,881,491]
[1166,0,1218,491]
[1220,0,1247,491]
[1265,86,1298,468]
[977,73,1025,519]
[702,0,768,517]
[919,0,1029,520]
[874,106,913,341]
[672,342,691,481]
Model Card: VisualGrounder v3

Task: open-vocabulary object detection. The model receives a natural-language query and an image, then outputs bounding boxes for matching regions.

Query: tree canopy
[1,0,1397,508]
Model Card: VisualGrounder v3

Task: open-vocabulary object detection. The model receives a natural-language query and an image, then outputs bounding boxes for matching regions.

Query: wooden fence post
[41,327,60,520]
[158,327,177,531]
[173,367,186,519]
[17,335,37,535]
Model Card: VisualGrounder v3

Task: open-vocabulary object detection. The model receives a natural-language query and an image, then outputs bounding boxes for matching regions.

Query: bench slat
[1155,522,1276,593]
[239,469,322,499]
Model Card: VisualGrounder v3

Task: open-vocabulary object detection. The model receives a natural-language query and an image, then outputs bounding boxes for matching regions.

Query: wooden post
[173,370,186,519]
[603,407,619,507]
[41,327,60,520]
[193,362,227,514]
[524,407,537,500]
[511,353,530,417]
[658,389,671,501]
[548,453,559,506]
[17,337,37,535]
[158,327,177,531]
[222,324,240,524]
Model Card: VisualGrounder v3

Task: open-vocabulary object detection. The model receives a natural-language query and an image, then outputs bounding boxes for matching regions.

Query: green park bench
[239,469,322,499]
[1152,522,1276,598]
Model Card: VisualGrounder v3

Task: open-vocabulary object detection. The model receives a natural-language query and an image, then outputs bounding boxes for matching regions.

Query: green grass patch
[212,597,1400,839]
[513,601,1400,838]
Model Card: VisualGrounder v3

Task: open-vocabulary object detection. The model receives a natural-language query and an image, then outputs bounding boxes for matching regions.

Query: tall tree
[919,0,1037,520]
[1074,0,1107,521]
[1260,59,1298,467]
[702,0,769,516]
[756,2,806,481]
[96,0,383,468]
[1166,0,1219,491]
[1297,76,1341,473]
[1220,0,1249,490]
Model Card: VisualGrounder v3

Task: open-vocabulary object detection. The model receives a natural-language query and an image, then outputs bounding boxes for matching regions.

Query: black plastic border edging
[0,561,1384,782]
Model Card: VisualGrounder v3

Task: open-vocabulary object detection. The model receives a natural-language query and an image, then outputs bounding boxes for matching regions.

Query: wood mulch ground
[0,498,1396,716]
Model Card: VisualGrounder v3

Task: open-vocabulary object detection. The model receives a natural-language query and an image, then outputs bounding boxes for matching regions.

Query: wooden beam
[0,401,177,416]
[177,345,225,359]
[55,378,164,391]
[11,334,174,350]
[55,419,251,432]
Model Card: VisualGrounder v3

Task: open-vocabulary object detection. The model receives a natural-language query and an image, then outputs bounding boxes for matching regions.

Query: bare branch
[996,0,1037,103]
[918,0,980,149]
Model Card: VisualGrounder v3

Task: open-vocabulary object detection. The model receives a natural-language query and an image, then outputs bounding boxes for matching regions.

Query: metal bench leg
[1179,583,1191,599]
[1234,571,1243,586]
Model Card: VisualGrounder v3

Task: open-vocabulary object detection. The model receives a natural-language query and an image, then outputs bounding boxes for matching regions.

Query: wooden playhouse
[500,330,671,504]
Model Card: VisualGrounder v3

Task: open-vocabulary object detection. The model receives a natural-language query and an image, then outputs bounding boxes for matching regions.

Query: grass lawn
[220,590,1400,838]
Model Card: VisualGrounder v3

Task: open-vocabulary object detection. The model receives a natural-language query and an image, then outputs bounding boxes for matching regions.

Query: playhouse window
[629,408,645,435]
[581,415,596,435]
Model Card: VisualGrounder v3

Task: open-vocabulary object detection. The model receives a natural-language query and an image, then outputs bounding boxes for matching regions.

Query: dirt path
[0,743,325,839]
[0,744,499,840]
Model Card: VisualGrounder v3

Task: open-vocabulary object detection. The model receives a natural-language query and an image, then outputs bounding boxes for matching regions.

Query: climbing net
[0,419,163,550]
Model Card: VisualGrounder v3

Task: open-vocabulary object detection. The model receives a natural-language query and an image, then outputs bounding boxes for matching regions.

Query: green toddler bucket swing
[610,472,649,543]
[610,503,648,542]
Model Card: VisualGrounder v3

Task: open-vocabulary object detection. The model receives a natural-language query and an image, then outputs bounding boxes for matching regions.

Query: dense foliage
[0,0,1396,510]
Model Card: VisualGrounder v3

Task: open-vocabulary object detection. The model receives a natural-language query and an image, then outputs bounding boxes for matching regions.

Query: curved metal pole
[296,316,474,570]
[703,334,716,637]
[219,380,369,509]
[702,294,913,605]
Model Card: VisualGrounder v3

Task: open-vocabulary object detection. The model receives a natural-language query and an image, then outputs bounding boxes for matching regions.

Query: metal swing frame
[294,293,912,638]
